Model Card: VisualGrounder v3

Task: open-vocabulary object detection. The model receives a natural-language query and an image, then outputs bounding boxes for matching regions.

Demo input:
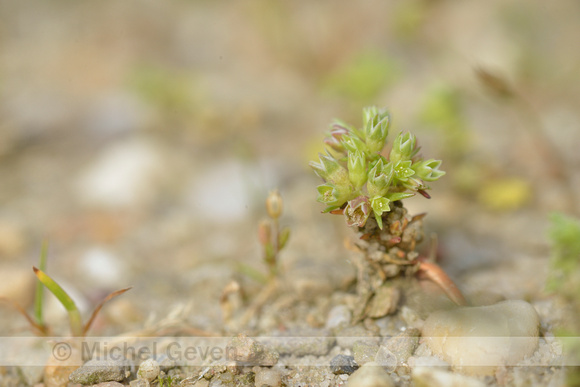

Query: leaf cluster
[310,106,445,229]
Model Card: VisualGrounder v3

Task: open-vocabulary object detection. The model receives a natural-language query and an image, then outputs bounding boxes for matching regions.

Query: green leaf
[390,132,417,163]
[386,192,415,202]
[33,267,83,336]
[278,227,291,250]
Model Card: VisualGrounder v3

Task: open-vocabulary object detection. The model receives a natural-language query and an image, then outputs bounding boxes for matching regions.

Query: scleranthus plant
[311,107,464,320]
[310,107,444,230]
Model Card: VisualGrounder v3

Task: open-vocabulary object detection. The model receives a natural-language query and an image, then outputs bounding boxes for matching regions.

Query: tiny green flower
[392,159,415,184]
[364,109,390,155]
[309,152,350,187]
[316,183,351,211]
[413,159,446,181]
[390,132,417,163]
[341,134,368,156]
[345,196,371,227]
[348,150,367,189]
[370,196,391,229]
[367,158,393,197]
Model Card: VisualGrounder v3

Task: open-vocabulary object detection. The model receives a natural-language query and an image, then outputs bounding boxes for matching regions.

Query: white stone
[412,367,486,387]
[79,247,126,288]
[325,305,352,329]
[76,140,161,208]
[347,362,394,387]
[422,300,540,376]
[137,359,160,382]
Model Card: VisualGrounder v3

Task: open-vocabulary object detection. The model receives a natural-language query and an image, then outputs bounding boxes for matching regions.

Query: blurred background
[1,0,579,335]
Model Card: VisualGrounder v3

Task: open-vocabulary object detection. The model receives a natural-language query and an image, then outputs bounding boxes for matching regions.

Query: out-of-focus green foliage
[323,52,400,102]
[420,84,470,159]
[547,212,580,386]
[128,66,196,116]
[547,212,580,294]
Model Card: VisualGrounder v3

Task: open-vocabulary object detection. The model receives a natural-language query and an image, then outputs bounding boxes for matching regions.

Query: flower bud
[344,196,371,228]
[348,150,367,189]
[367,159,393,198]
[364,109,390,155]
[309,152,350,187]
[413,159,445,182]
[266,190,283,219]
[316,183,351,209]
[390,132,417,163]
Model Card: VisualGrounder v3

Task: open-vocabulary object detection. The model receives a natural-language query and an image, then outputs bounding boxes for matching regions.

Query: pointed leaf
[33,266,83,336]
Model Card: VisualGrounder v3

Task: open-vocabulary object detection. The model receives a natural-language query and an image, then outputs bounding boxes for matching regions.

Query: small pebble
[353,341,379,366]
[422,300,540,376]
[330,354,359,375]
[347,362,395,387]
[137,359,160,382]
[335,326,379,350]
[226,334,278,366]
[130,379,149,387]
[383,328,419,364]
[407,356,450,370]
[365,285,400,318]
[325,305,352,329]
[374,346,397,372]
[268,328,335,357]
[69,359,129,385]
[412,367,485,387]
[95,383,125,387]
[253,367,282,387]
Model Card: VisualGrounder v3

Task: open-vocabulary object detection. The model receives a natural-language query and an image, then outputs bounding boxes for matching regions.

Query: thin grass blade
[83,287,132,335]
[0,297,48,335]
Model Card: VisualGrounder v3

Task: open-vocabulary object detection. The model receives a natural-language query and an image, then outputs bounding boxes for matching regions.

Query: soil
[1,1,579,386]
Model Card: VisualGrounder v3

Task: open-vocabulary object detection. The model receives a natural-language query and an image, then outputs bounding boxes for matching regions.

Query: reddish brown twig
[416,261,467,306]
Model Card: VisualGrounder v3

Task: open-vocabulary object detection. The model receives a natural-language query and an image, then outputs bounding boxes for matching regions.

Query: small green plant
[0,244,130,336]
[259,190,291,279]
[158,374,175,387]
[310,106,444,229]
[310,107,463,319]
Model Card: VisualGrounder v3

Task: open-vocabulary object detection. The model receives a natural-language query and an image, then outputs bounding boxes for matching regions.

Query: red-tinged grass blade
[34,241,49,327]
[83,287,132,336]
[0,297,49,336]
[417,261,467,306]
[33,266,83,336]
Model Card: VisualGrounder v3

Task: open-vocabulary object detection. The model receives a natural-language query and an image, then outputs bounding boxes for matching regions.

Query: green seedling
[310,106,444,228]
[310,107,465,320]
[1,245,130,337]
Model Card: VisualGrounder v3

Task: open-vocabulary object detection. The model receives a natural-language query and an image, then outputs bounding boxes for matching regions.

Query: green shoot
[33,266,83,337]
